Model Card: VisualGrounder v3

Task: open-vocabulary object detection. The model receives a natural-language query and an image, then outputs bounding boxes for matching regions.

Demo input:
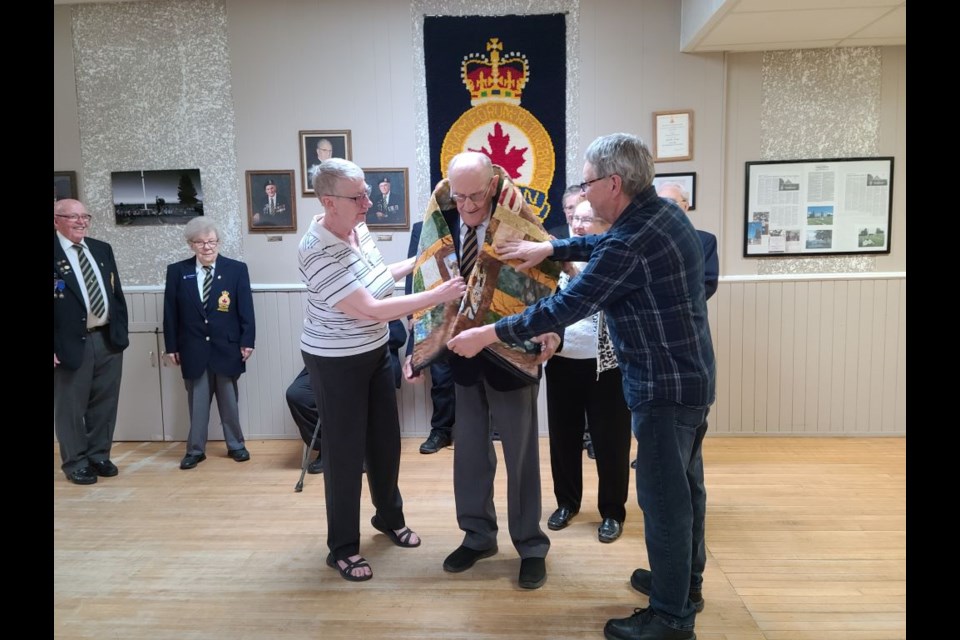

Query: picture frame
[299,130,352,195]
[652,109,694,162]
[362,168,410,230]
[653,172,697,211]
[246,170,297,233]
[54,171,78,202]
[112,169,204,226]
[743,157,894,257]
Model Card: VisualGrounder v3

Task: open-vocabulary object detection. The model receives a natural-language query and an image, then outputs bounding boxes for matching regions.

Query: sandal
[326,553,373,582]
[371,515,421,548]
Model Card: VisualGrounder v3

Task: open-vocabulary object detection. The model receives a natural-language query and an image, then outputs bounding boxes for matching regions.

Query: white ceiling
[53,0,906,53]
[681,0,906,52]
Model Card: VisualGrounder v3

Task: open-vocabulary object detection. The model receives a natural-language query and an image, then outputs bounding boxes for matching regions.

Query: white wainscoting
[124,273,905,440]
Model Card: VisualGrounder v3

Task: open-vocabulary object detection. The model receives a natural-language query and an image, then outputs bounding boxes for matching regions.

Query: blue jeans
[633,400,709,629]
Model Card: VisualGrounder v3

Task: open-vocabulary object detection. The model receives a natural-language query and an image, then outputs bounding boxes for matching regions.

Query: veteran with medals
[163,218,256,470]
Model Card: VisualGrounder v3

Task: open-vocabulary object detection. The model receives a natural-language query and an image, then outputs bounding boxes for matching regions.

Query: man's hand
[403,355,423,383]
[241,347,254,362]
[447,324,498,358]
[495,239,553,271]
[531,332,561,364]
[54,354,60,368]
[165,352,181,366]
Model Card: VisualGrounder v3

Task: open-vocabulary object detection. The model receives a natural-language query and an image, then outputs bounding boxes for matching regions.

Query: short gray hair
[657,181,689,202]
[183,217,219,243]
[584,133,655,198]
[313,158,365,198]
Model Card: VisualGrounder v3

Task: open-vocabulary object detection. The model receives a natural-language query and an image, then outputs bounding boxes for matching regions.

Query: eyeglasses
[571,215,596,225]
[578,176,607,193]
[324,184,372,205]
[55,213,93,223]
[451,181,492,206]
[190,240,219,248]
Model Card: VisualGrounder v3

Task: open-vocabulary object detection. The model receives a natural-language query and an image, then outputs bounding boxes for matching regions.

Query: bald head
[447,152,497,227]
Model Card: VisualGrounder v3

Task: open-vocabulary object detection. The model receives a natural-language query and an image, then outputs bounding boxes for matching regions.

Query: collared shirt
[458,213,491,267]
[57,231,110,328]
[496,185,716,408]
[194,259,216,301]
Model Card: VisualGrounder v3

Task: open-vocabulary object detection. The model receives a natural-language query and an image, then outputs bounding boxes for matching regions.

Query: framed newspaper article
[743,157,894,257]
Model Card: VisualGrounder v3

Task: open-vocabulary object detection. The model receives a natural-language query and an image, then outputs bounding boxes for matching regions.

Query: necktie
[460,225,478,277]
[269,198,276,214]
[73,244,106,318]
[202,266,213,307]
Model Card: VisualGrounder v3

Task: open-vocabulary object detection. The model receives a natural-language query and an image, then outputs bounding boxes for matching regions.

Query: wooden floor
[53,437,906,640]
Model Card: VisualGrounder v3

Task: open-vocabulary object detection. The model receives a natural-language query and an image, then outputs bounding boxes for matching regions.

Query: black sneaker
[419,430,452,454]
[604,607,696,640]
[630,568,704,613]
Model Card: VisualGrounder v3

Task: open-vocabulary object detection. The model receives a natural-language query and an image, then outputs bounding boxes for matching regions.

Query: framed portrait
[246,170,297,233]
[363,167,410,230]
[652,109,694,162]
[112,169,204,226]
[299,129,352,195]
[653,172,697,211]
[54,171,78,202]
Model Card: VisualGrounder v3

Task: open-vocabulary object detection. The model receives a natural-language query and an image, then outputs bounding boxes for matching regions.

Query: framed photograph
[246,170,297,233]
[299,129,352,195]
[54,171,78,202]
[652,109,693,162]
[363,168,410,230]
[112,169,204,226]
[653,172,697,211]
[743,157,894,257]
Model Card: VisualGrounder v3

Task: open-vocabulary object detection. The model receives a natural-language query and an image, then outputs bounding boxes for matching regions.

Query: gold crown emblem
[461,38,529,107]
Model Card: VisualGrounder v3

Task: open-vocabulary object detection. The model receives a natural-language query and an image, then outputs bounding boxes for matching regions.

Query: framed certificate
[652,110,693,162]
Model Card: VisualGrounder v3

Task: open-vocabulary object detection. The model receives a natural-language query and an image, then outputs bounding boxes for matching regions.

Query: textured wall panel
[72,0,240,286]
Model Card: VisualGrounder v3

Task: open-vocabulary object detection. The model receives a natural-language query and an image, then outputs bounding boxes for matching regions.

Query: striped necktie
[73,244,106,318]
[202,266,213,306]
[460,225,478,277]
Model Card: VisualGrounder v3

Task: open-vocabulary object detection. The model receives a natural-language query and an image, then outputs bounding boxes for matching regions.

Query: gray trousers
[453,379,550,559]
[184,369,245,455]
[53,330,123,474]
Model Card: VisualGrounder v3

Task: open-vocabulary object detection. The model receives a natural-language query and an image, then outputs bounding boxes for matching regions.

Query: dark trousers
[545,357,631,522]
[303,345,405,560]
[53,330,123,474]
[286,367,321,452]
[428,360,455,436]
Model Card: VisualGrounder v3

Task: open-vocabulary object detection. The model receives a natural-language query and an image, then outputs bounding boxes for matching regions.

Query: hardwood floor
[53,437,905,639]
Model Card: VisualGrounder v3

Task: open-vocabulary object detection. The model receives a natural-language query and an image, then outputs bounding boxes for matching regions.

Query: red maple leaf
[469,123,527,179]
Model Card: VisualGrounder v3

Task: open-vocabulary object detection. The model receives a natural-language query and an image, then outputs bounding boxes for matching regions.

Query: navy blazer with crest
[163,255,256,380]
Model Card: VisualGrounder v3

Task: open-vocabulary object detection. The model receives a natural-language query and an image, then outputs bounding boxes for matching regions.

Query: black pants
[286,367,321,452]
[428,359,455,436]
[545,357,631,522]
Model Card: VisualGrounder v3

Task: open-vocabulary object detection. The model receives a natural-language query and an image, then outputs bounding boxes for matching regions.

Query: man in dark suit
[370,176,403,225]
[403,151,560,590]
[657,182,719,299]
[404,222,456,454]
[546,185,583,239]
[163,218,256,470]
[54,199,130,485]
[253,178,291,228]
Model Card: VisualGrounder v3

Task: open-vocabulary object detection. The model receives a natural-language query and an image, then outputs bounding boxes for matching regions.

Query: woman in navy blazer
[163,218,256,470]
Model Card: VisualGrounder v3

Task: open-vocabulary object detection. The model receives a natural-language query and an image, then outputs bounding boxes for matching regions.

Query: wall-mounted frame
[54,171,78,202]
[744,157,894,257]
[112,169,204,226]
[652,109,693,162]
[363,167,409,230]
[246,170,297,233]
[653,172,697,211]
[299,129,352,196]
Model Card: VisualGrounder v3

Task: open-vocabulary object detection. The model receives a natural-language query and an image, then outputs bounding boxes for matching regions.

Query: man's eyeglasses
[325,184,372,205]
[572,215,595,225]
[55,213,93,223]
[578,176,607,193]
[190,240,219,248]
[451,182,491,206]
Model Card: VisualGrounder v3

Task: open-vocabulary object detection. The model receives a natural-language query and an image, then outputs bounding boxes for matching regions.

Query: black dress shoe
[419,430,452,454]
[598,517,623,543]
[307,455,323,474]
[180,453,207,470]
[519,557,547,589]
[547,506,578,531]
[65,467,97,485]
[227,447,250,462]
[442,544,498,573]
[631,458,638,469]
[91,459,119,477]
[630,568,704,613]
[604,607,695,640]
[586,440,596,459]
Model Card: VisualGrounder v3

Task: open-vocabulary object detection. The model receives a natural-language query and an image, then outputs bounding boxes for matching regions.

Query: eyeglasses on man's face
[451,178,493,206]
[578,176,607,193]
[572,215,596,225]
[190,240,219,248]
[56,213,93,223]
[325,184,372,206]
